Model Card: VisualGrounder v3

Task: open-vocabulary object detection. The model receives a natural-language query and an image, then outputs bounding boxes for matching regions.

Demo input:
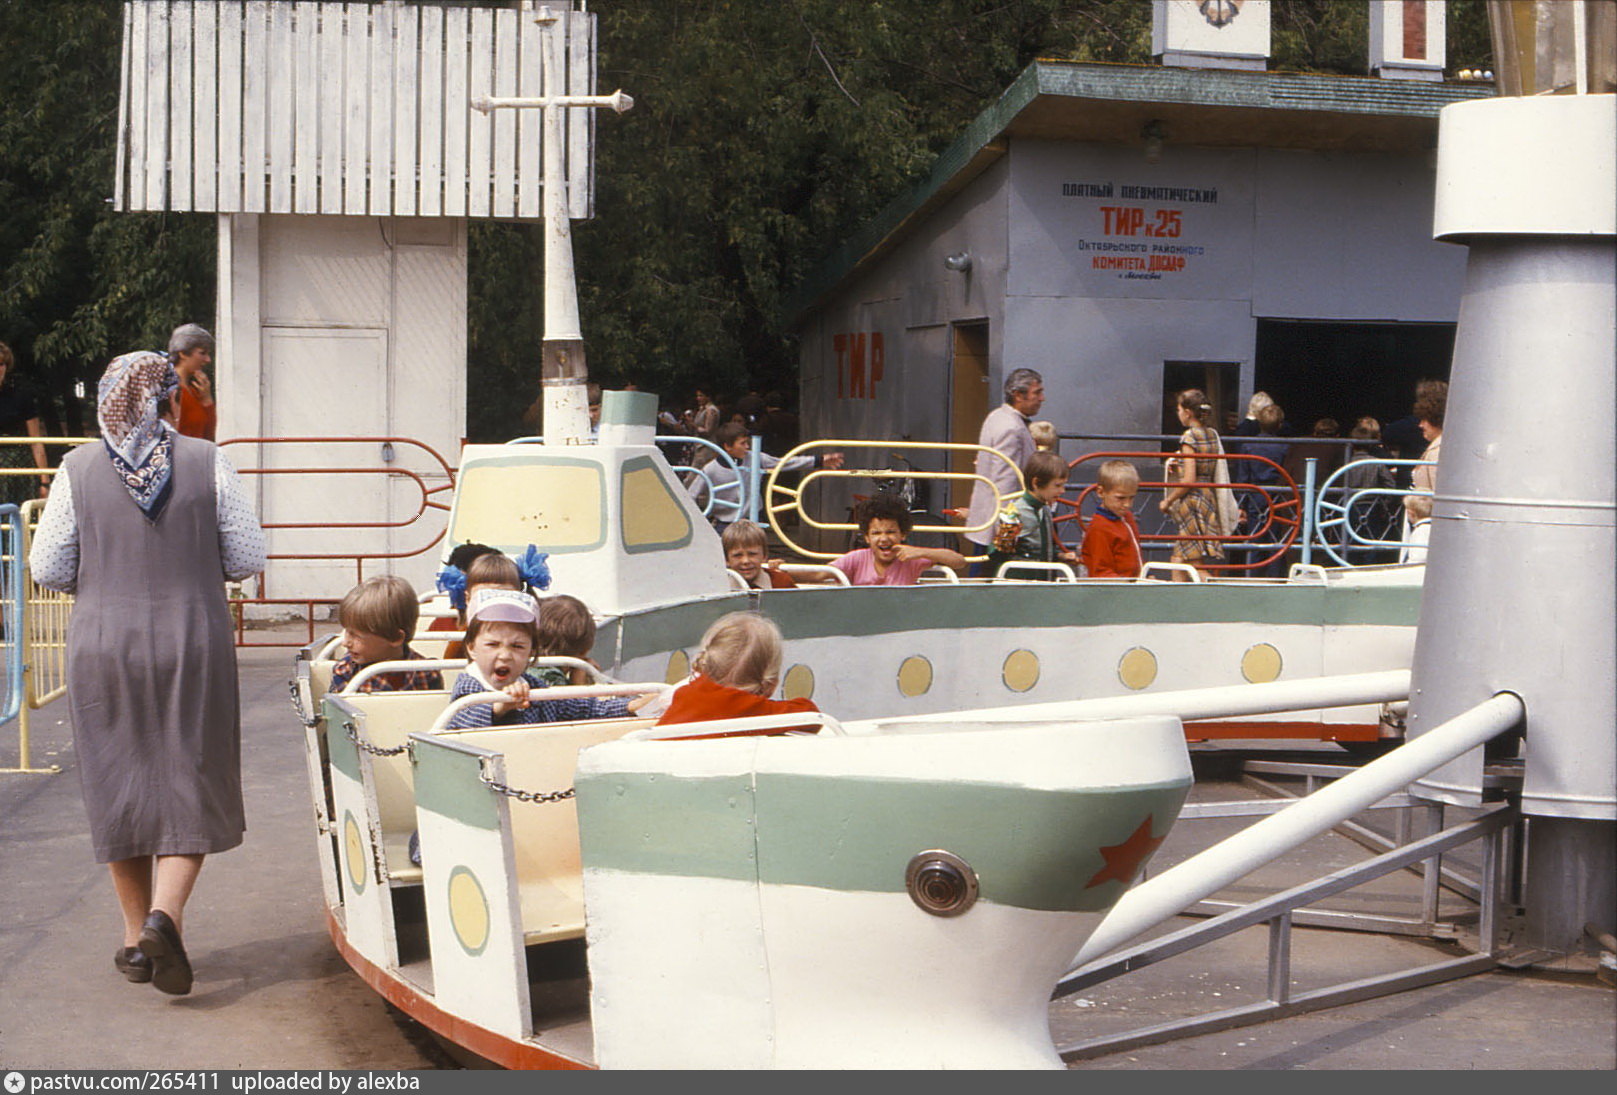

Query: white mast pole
[471,5,633,444]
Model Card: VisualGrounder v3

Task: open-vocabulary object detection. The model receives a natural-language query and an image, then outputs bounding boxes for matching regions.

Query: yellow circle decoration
[1002,650,1040,693]
[666,649,691,684]
[448,866,491,956]
[343,812,367,893]
[1118,647,1158,691]
[783,664,815,701]
[897,656,934,697]
[1242,643,1283,683]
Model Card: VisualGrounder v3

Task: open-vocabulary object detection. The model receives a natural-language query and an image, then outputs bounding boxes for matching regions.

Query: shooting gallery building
[786,3,1493,522]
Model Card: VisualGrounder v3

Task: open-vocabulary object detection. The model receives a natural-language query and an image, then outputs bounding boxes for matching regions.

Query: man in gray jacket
[963,368,1045,574]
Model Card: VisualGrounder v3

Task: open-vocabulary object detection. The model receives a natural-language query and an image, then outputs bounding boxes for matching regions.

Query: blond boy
[329,576,443,693]
[1080,460,1143,578]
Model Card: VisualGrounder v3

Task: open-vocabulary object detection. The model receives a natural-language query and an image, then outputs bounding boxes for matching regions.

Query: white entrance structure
[114,0,598,598]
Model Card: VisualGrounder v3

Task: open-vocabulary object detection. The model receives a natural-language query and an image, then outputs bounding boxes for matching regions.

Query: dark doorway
[1162,361,1240,436]
[1254,320,1454,435]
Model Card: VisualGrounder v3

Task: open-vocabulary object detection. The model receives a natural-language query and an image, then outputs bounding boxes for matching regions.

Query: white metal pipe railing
[870,669,1412,731]
[340,656,617,693]
[622,711,846,741]
[1066,691,1524,972]
[430,682,671,732]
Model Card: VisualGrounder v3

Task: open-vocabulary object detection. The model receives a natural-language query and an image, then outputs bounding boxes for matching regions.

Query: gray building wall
[796,133,1468,517]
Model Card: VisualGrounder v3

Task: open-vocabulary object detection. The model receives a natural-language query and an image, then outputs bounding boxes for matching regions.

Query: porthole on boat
[783,663,815,701]
[1118,646,1158,690]
[342,812,366,893]
[905,850,979,917]
[666,649,690,684]
[1002,649,1040,692]
[448,866,491,955]
[897,656,933,697]
[1242,642,1283,683]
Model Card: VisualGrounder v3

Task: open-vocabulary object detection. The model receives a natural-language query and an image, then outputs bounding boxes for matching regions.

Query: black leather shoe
[137,910,193,996]
[114,945,152,984]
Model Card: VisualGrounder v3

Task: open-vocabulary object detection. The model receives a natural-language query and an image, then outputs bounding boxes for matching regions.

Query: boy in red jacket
[1081,460,1143,578]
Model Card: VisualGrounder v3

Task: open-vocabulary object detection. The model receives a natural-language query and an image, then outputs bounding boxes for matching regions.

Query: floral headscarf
[97,350,181,519]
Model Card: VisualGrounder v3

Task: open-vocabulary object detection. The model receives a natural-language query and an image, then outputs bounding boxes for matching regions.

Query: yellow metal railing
[0,435,95,498]
[764,439,1024,562]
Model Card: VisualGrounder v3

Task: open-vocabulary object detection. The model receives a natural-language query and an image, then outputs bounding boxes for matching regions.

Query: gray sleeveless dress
[63,435,244,862]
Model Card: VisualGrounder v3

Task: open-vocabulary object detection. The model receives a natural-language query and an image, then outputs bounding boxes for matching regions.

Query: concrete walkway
[1,644,1611,1070]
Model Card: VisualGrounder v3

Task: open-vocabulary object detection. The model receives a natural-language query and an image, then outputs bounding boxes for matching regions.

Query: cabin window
[620,456,695,554]
[450,457,607,553]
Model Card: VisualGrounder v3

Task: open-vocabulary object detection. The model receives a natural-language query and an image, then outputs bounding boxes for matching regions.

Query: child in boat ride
[1029,420,1058,453]
[1081,460,1144,579]
[722,520,797,589]
[444,589,634,729]
[531,593,608,687]
[656,612,819,729]
[830,494,967,586]
[329,576,445,693]
[989,451,1080,578]
[1401,493,1433,564]
[431,545,551,659]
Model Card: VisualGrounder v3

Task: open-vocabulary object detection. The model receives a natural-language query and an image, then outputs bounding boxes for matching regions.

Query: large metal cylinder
[1407,93,1614,955]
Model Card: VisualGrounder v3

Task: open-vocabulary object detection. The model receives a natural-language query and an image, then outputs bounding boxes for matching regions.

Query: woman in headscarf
[30,350,265,996]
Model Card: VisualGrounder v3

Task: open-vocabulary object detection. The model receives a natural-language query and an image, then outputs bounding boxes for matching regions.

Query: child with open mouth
[443,588,640,728]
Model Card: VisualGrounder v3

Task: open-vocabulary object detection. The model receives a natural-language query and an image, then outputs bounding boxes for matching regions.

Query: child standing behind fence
[989,451,1079,577]
[1080,461,1143,579]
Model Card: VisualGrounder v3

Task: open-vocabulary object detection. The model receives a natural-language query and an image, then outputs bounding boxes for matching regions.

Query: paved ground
[1,639,1611,1071]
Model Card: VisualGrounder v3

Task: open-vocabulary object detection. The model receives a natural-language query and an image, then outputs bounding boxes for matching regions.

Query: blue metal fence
[1,503,26,732]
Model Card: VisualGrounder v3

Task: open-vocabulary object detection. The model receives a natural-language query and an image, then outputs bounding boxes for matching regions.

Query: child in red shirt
[657,612,819,729]
[1081,460,1144,578]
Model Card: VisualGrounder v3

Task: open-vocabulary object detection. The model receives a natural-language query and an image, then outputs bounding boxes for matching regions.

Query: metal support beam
[1068,692,1523,971]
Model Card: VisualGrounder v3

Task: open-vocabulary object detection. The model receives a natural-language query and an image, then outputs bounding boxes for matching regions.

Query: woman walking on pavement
[30,350,265,995]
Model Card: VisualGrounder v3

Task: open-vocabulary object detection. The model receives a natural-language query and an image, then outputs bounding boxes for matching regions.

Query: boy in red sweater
[1080,460,1143,578]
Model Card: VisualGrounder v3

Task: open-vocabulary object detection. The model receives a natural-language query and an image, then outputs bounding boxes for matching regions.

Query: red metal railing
[218,436,458,647]
[1056,451,1301,574]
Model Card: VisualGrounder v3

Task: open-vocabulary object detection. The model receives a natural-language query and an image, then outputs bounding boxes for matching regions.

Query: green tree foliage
[471,0,1083,438]
[0,0,214,433]
[1,2,1491,442]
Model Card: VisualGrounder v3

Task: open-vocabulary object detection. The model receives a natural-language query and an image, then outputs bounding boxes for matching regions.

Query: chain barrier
[477,769,576,805]
[289,678,317,728]
[342,717,409,757]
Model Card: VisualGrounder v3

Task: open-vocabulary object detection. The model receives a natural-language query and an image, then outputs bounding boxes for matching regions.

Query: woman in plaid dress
[1159,389,1226,580]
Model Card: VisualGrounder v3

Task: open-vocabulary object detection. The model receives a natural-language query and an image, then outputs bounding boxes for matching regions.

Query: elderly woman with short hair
[30,350,265,995]
[167,323,217,441]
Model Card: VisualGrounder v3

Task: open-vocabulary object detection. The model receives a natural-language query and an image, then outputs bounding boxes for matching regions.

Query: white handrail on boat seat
[429,682,672,732]
[1138,562,1202,583]
[994,560,1078,583]
[726,568,749,591]
[919,565,960,584]
[621,711,846,741]
[341,659,468,693]
[778,563,851,586]
[1287,563,1328,584]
